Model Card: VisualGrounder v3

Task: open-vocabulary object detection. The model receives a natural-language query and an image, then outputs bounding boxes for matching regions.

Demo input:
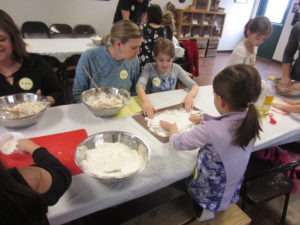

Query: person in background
[280,21,300,87]
[72,20,143,103]
[272,98,300,113]
[139,4,169,71]
[0,10,63,105]
[162,11,185,59]
[0,138,71,225]
[228,16,272,66]
[113,0,149,24]
[160,64,262,222]
[136,38,199,118]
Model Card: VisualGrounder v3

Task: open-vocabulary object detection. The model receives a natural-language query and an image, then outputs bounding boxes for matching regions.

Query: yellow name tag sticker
[131,5,135,11]
[152,77,161,87]
[19,77,33,90]
[120,70,128,80]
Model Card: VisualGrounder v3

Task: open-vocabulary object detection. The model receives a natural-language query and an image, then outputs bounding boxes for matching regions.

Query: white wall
[218,0,255,51]
[1,0,192,36]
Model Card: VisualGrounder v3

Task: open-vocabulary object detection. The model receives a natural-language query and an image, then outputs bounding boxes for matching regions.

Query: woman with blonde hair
[73,20,143,102]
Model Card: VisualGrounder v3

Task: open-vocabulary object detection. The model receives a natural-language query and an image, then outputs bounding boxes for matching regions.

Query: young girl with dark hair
[228,16,272,66]
[160,64,262,221]
[0,139,71,225]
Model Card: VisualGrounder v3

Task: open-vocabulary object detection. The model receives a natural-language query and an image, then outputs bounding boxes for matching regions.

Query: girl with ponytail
[160,64,262,221]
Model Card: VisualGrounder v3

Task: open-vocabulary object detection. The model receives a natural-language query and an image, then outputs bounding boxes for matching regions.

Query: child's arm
[272,103,300,113]
[160,120,178,135]
[136,85,156,118]
[183,85,199,111]
[282,98,300,105]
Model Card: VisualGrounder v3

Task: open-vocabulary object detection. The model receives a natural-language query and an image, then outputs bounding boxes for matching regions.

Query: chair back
[61,54,81,104]
[22,21,50,38]
[49,24,73,38]
[41,55,62,83]
[74,24,96,38]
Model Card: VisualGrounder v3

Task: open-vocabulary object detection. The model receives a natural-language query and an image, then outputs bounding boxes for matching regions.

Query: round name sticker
[19,77,33,90]
[119,70,128,80]
[131,5,135,11]
[152,78,161,87]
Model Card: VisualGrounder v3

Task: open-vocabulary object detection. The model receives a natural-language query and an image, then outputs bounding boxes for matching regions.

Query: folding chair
[49,23,73,38]
[242,159,299,225]
[74,24,96,38]
[21,21,50,38]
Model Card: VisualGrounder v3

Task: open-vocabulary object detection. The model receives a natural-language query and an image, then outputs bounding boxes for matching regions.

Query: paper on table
[113,96,142,118]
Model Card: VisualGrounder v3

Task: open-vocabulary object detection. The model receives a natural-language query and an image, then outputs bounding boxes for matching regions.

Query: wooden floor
[68,53,300,225]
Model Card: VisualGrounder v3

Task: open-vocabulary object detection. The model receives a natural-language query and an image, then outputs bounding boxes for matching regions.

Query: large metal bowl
[0,93,50,128]
[74,131,150,182]
[81,87,130,117]
[274,78,300,97]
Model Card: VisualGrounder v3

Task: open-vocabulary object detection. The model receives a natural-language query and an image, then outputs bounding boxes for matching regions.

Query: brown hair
[162,11,175,31]
[101,20,142,45]
[153,38,175,58]
[213,64,262,148]
[0,10,27,62]
[244,16,272,37]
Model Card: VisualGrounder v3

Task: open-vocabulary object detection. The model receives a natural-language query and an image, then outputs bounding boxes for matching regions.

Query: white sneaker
[196,208,215,222]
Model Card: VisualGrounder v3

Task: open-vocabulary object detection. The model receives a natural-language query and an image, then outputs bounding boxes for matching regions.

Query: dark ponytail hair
[0,160,48,225]
[244,16,272,37]
[213,64,262,148]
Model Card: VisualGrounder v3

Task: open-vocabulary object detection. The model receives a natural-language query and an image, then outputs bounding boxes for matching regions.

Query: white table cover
[25,38,95,62]
[2,86,300,225]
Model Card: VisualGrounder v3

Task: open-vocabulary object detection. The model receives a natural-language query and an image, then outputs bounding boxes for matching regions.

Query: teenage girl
[228,16,272,66]
[160,64,262,221]
[136,38,199,118]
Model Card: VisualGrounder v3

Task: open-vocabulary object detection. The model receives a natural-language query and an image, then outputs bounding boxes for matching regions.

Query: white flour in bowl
[85,92,123,108]
[81,142,144,178]
[146,108,203,137]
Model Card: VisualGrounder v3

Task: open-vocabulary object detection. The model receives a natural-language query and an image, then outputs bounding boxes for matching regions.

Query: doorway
[256,0,292,60]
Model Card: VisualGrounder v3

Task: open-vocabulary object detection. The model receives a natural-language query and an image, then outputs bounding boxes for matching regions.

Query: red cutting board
[0,129,88,175]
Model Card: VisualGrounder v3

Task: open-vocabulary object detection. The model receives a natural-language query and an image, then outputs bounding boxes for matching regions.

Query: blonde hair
[153,38,175,58]
[101,20,142,45]
[162,11,175,32]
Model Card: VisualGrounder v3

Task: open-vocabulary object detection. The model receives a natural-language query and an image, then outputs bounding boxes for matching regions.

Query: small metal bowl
[0,93,50,128]
[74,131,150,182]
[274,78,300,97]
[81,87,130,117]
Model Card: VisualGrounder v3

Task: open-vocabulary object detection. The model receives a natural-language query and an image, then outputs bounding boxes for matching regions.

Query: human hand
[183,94,193,111]
[189,114,203,124]
[279,77,291,88]
[159,120,178,135]
[290,83,300,91]
[143,100,155,118]
[16,139,40,155]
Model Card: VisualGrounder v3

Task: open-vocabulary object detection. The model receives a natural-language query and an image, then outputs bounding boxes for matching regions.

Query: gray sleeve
[174,64,197,89]
[136,63,151,89]
[282,22,300,64]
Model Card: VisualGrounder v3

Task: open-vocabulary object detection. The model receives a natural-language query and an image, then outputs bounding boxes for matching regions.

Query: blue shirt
[72,46,140,102]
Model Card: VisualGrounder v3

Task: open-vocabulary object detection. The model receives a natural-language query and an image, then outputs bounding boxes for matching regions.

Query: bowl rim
[0,93,50,120]
[74,131,151,180]
[81,87,131,109]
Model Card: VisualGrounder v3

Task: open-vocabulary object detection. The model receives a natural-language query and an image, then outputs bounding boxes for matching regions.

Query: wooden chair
[242,159,299,225]
[49,23,73,38]
[121,194,251,225]
[74,24,96,38]
[21,21,50,38]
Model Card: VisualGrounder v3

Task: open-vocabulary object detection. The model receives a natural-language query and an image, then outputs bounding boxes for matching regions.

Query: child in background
[160,64,262,221]
[272,99,300,113]
[228,16,272,66]
[136,38,199,118]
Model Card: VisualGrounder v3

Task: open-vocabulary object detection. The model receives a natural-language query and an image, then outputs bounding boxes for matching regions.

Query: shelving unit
[175,0,225,57]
